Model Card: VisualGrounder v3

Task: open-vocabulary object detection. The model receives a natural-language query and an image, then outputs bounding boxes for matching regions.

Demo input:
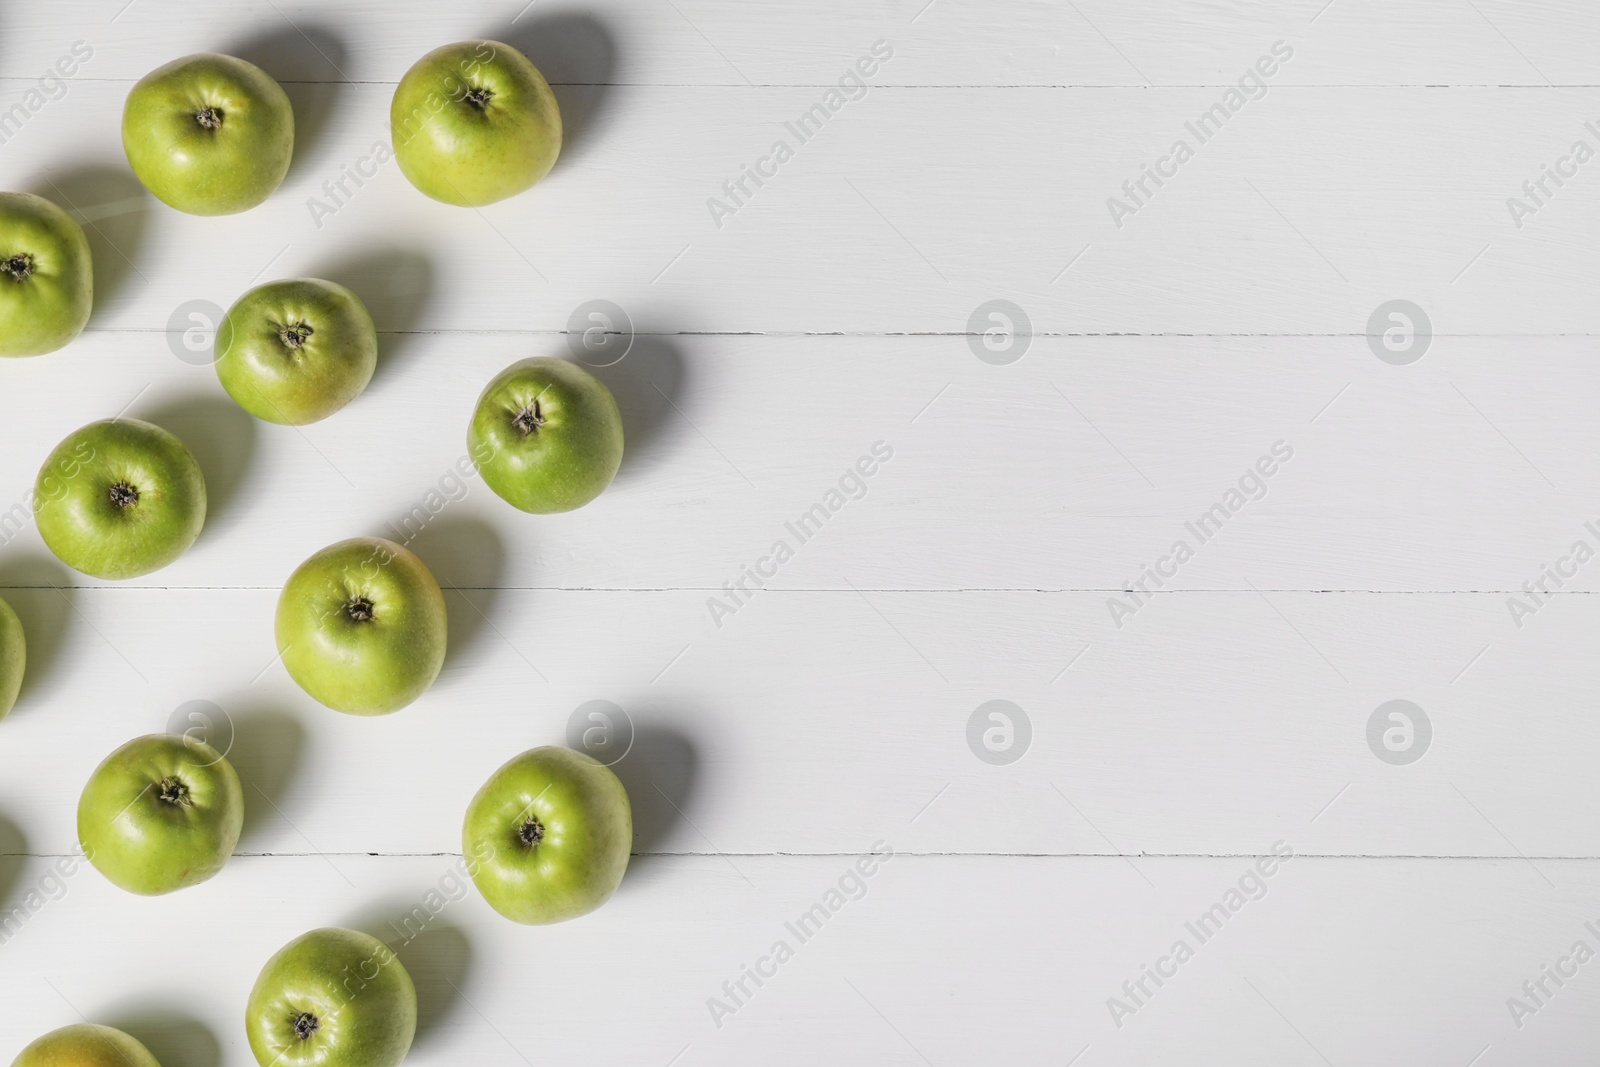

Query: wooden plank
[0,333,1595,592]
[3,0,1596,87]
[0,584,1589,857]
[1,81,1598,334]
[0,853,1589,1066]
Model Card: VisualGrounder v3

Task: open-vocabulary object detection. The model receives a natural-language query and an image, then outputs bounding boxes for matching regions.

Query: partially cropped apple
[78,733,243,895]
[123,53,294,215]
[216,278,378,424]
[12,1024,162,1067]
[276,537,447,715]
[463,746,632,924]
[391,40,561,206]
[34,418,207,579]
[0,595,22,720]
[246,927,416,1067]
[469,357,623,513]
[0,191,92,357]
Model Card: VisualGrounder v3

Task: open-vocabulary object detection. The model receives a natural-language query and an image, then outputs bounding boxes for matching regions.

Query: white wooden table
[3,1,1598,1063]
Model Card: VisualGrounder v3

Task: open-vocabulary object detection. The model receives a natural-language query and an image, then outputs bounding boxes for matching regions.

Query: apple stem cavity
[292,1013,320,1041]
[518,817,545,848]
[345,597,375,623]
[511,400,545,436]
[464,86,494,111]
[278,322,314,350]
[1,254,33,282]
[194,107,224,130]
[108,482,140,509]
[156,776,192,806]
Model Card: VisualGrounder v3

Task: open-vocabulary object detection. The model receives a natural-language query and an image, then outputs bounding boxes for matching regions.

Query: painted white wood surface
[3,853,1599,1067]
[3,333,1599,592]
[2,0,1598,1063]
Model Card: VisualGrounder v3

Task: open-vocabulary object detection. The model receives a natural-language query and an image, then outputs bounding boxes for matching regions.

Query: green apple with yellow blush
[11,1024,163,1067]
[0,191,93,357]
[78,733,244,895]
[391,40,561,206]
[276,537,448,715]
[216,278,378,424]
[123,53,294,215]
[33,418,207,580]
[0,595,22,720]
[469,357,624,513]
[245,927,416,1067]
[463,746,632,924]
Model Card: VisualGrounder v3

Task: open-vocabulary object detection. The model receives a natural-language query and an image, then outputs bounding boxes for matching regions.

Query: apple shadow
[390,920,472,1049]
[308,247,434,386]
[494,13,618,167]
[103,1010,221,1067]
[401,515,506,672]
[27,163,152,313]
[0,815,28,915]
[0,554,75,714]
[232,24,350,183]
[138,395,258,533]
[227,708,307,848]
[346,904,473,1051]
[609,723,698,888]
[588,335,687,488]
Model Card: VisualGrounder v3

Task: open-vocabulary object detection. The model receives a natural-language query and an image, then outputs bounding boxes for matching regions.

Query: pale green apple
[216,278,378,424]
[469,357,623,513]
[463,746,632,924]
[276,538,447,715]
[123,53,294,215]
[0,191,92,357]
[78,733,243,895]
[0,595,21,721]
[391,40,561,206]
[246,927,416,1067]
[11,1024,162,1067]
[34,418,207,580]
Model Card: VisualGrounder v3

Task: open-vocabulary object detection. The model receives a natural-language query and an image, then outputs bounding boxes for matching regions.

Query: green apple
[276,538,447,715]
[34,418,207,580]
[0,595,22,721]
[78,733,242,895]
[0,192,92,357]
[246,927,416,1067]
[391,40,561,206]
[11,1024,162,1067]
[123,53,294,215]
[216,278,378,425]
[463,746,632,924]
[469,357,623,513]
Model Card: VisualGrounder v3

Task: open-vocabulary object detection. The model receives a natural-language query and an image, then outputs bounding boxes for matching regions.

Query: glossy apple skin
[78,733,242,895]
[463,746,632,924]
[34,419,207,580]
[123,53,294,215]
[391,40,561,206]
[0,192,92,357]
[246,927,417,1067]
[276,538,447,715]
[0,595,22,721]
[469,358,623,513]
[216,278,378,425]
[11,1024,163,1067]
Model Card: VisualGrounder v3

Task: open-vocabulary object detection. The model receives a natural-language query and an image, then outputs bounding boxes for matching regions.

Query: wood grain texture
[0,334,1592,591]
[1,0,1596,1063]
[0,585,1588,858]
[4,0,1599,86]
[2,78,1598,333]
[1,854,1595,1066]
